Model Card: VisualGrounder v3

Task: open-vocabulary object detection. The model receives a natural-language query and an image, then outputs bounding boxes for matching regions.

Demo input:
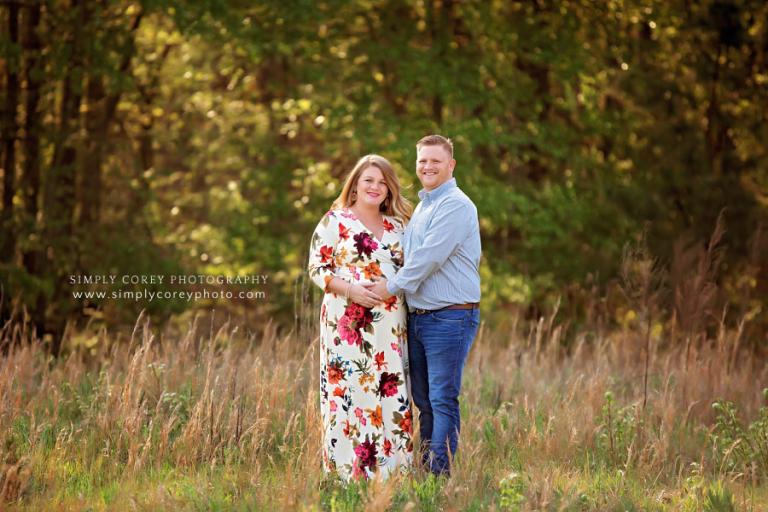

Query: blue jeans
[408,308,480,475]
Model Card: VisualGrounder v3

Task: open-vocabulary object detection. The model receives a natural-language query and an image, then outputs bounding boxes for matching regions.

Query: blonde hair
[416,134,454,158]
[332,154,413,223]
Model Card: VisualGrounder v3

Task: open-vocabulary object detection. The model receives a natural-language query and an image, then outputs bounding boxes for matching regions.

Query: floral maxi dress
[308,208,413,481]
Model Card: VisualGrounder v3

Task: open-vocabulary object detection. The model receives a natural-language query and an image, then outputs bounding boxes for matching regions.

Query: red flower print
[374,351,387,371]
[330,401,337,412]
[383,437,393,457]
[327,362,345,384]
[354,438,378,470]
[353,232,378,257]
[342,303,373,333]
[359,308,374,330]
[319,245,333,263]
[399,409,412,434]
[333,386,347,398]
[383,218,394,232]
[344,302,366,321]
[378,372,401,398]
[383,295,397,312]
[338,223,351,240]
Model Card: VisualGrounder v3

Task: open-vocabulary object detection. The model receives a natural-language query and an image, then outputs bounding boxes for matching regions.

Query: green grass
[1,317,767,510]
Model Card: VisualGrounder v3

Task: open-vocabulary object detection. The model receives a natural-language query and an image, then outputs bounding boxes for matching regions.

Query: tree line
[1,0,766,354]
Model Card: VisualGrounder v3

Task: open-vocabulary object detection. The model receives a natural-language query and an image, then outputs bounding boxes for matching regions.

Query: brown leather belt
[411,303,479,315]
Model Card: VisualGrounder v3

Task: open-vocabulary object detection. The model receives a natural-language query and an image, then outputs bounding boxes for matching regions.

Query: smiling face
[416,144,456,191]
[354,166,389,209]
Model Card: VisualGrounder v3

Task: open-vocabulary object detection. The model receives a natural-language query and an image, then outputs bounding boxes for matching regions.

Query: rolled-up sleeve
[388,199,473,296]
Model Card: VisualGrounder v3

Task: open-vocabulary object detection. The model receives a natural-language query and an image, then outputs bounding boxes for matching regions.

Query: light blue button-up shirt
[387,178,481,310]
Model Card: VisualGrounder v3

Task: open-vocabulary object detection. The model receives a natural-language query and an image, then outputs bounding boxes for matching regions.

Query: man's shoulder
[440,186,477,212]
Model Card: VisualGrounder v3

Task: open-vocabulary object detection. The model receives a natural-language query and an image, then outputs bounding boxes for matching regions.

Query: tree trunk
[426,0,453,125]
[0,1,21,328]
[1,1,20,264]
[44,0,88,355]
[47,5,83,239]
[705,44,724,177]
[80,10,142,228]
[21,2,44,337]
[79,75,106,227]
[21,2,42,262]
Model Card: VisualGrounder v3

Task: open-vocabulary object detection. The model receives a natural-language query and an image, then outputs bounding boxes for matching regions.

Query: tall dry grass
[0,313,324,509]
[0,302,765,510]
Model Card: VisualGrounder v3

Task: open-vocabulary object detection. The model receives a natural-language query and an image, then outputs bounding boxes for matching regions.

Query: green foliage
[159,382,194,424]
[2,0,767,340]
[681,469,737,512]
[321,477,366,512]
[410,473,446,512]
[595,391,639,468]
[704,482,736,512]
[8,414,31,459]
[498,471,527,510]
[711,388,768,478]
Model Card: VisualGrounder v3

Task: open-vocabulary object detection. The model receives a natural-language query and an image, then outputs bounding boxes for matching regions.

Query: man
[367,134,481,475]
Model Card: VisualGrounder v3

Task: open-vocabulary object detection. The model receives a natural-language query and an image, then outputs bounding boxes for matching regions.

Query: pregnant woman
[308,154,413,481]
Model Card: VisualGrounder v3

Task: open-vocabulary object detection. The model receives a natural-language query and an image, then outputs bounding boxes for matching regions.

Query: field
[2,0,767,509]
[1,305,766,511]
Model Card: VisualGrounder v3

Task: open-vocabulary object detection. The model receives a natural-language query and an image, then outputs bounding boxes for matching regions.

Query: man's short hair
[417,134,453,158]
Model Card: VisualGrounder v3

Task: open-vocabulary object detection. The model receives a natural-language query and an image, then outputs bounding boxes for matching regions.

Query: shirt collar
[418,178,457,202]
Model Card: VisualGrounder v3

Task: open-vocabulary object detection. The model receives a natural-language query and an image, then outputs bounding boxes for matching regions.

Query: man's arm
[387,198,474,296]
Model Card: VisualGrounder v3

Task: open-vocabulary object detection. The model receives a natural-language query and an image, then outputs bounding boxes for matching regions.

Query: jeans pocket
[431,309,467,323]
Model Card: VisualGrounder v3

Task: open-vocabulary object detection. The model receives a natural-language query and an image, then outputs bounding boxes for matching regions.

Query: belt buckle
[413,308,429,315]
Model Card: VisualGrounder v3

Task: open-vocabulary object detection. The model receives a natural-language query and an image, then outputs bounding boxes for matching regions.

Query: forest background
[2,1,768,510]
[1,0,767,349]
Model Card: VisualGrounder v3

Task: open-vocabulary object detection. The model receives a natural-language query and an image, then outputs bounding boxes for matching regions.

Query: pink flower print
[352,460,367,481]
[337,315,361,346]
[354,438,378,470]
[354,407,367,426]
